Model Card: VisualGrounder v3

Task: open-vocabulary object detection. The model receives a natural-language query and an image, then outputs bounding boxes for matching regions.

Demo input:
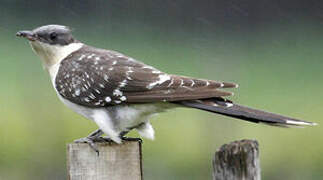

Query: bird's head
[17,24,83,68]
[17,24,75,45]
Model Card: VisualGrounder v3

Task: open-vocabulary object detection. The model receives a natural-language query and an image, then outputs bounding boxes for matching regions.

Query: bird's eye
[49,32,57,40]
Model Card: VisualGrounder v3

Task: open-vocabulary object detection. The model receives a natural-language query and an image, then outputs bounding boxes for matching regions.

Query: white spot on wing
[147,74,171,89]
[190,79,195,87]
[113,89,123,96]
[180,79,184,86]
[78,54,86,60]
[167,78,174,87]
[119,79,127,88]
[120,96,127,101]
[225,102,233,107]
[84,97,90,102]
[104,74,109,81]
[94,89,101,94]
[99,83,105,88]
[89,93,96,99]
[75,89,81,96]
[105,96,111,102]
[84,72,89,78]
[128,67,134,73]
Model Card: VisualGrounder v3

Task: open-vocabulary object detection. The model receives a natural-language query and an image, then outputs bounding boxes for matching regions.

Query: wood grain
[67,140,142,180]
[212,139,260,180]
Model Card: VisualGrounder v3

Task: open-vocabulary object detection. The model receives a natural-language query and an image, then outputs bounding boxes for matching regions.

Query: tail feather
[176,98,316,127]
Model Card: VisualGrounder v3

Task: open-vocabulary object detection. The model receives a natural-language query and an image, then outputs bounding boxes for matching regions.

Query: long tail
[176,98,317,127]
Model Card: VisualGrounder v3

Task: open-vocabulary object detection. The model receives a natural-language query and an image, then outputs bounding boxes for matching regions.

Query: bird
[16,24,316,152]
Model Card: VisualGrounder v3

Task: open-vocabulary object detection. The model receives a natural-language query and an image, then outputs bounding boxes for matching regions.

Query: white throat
[30,41,83,81]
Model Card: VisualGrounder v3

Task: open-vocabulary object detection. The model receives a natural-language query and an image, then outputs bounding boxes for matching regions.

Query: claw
[74,129,104,156]
[74,137,100,156]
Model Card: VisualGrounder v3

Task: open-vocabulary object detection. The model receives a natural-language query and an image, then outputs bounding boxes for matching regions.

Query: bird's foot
[73,131,142,156]
[74,136,101,156]
[74,129,104,156]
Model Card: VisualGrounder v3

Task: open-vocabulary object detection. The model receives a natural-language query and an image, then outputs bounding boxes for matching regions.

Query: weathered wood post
[67,139,142,180]
[212,139,260,180]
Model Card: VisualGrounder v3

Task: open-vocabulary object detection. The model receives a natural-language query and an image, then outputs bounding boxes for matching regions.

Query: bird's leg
[99,131,129,141]
[118,123,145,142]
[87,129,104,137]
[74,129,104,155]
[120,131,142,142]
[119,131,130,137]
[100,131,141,142]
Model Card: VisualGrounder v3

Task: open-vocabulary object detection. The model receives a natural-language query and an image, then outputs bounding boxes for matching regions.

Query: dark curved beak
[16,31,36,41]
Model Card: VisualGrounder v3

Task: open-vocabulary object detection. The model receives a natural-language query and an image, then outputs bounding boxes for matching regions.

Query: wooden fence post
[67,139,142,180]
[212,139,260,180]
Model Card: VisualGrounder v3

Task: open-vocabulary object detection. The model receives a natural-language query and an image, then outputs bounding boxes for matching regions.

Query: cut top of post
[212,139,260,180]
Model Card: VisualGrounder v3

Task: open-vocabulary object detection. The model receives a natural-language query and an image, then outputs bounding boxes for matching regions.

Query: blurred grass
[1,20,323,180]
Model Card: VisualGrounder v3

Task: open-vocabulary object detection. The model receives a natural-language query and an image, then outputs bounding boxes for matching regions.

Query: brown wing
[55,45,238,107]
[124,73,237,103]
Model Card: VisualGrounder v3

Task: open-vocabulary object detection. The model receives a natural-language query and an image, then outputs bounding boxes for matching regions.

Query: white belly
[57,93,170,131]
[56,91,176,143]
[57,94,98,121]
[111,103,171,131]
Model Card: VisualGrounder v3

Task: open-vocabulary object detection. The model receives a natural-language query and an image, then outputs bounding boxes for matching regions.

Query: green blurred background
[1,0,323,179]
